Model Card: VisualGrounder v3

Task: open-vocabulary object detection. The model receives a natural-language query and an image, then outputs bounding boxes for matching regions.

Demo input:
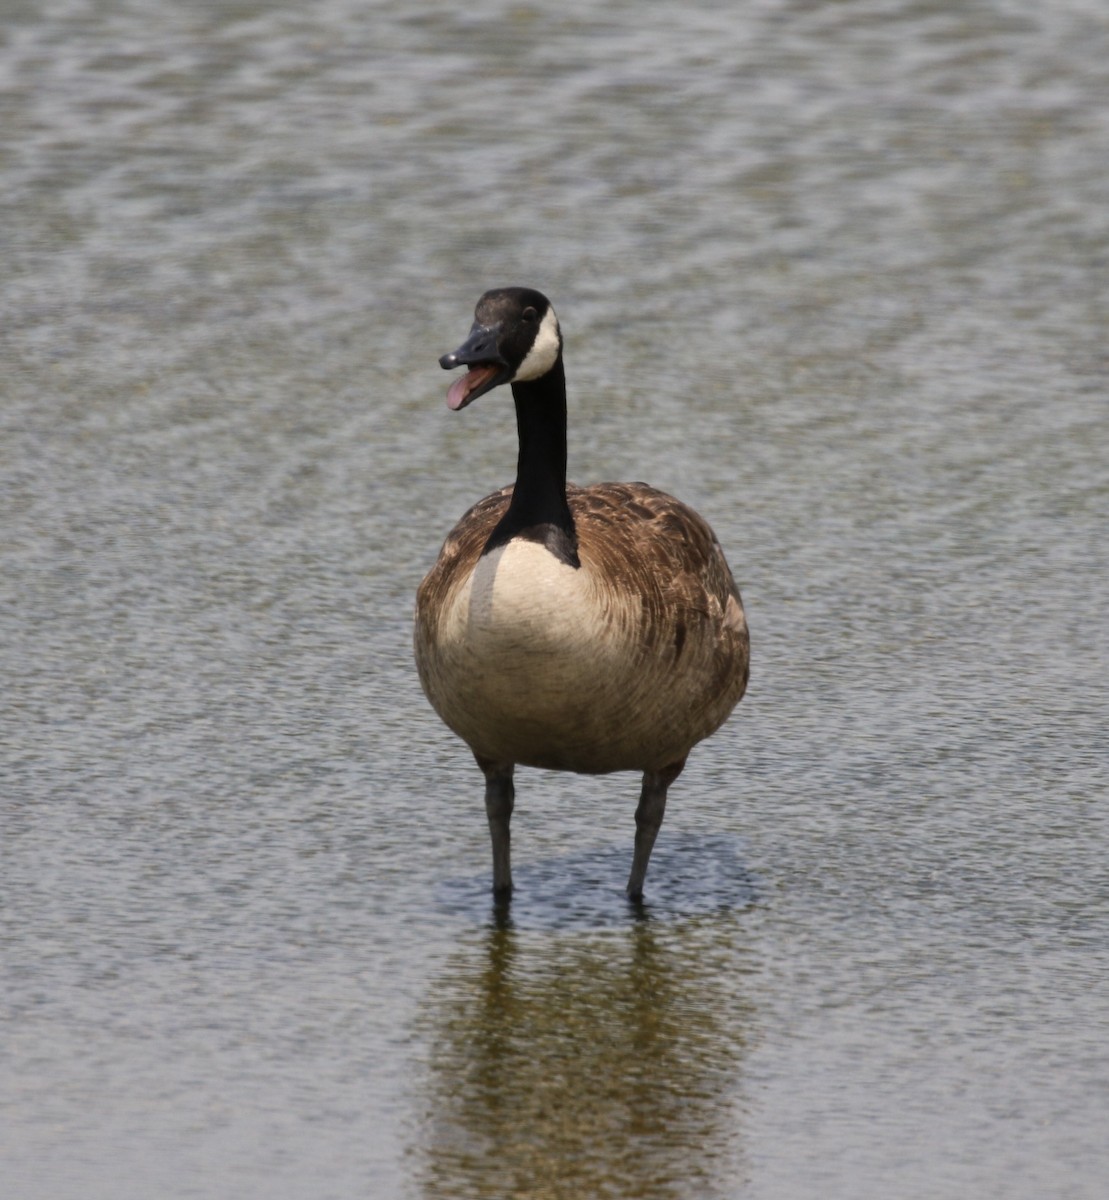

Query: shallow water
[2,1,1107,1197]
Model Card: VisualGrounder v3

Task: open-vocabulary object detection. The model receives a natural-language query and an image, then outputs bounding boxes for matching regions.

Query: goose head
[439,287,562,410]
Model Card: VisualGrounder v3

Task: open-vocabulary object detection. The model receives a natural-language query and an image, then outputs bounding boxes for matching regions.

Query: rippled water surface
[2,2,1107,1197]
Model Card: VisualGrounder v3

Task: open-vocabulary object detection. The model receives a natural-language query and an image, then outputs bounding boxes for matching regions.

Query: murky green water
[2,2,1107,1197]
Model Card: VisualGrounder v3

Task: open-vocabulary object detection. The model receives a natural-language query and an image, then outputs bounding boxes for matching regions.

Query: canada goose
[414,287,749,901]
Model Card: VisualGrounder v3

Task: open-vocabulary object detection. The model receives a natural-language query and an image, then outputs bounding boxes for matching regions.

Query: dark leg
[626,759,685,900]
[476,757,515,898]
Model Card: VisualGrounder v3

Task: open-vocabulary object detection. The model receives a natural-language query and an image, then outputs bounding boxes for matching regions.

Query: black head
[439,287,562,410]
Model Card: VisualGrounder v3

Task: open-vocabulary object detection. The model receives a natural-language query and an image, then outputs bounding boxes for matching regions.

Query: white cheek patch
[512,306,561,382]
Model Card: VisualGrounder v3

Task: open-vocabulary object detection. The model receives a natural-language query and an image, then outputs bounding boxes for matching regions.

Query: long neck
[484,357,579,566]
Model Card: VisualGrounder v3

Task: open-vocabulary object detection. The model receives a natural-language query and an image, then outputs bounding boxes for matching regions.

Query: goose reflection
[417,915,753,1199]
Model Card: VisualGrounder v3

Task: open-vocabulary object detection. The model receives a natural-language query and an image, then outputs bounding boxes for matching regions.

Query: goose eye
[522,306,538,323]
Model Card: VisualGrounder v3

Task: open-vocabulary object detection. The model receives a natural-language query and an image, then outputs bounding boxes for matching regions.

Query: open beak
[439,323,512,410]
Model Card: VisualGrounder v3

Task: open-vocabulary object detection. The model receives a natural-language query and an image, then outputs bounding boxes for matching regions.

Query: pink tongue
[446,375,471,410]
[446,365,496,410]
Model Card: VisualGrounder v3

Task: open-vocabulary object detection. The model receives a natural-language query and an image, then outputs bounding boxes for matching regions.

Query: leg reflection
[416,917,753,1199]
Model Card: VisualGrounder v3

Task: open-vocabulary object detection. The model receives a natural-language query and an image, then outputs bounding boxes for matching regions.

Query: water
[2,1,1107,1196]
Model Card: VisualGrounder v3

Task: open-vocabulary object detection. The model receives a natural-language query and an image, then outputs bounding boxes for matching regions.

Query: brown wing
[569,481,750,704]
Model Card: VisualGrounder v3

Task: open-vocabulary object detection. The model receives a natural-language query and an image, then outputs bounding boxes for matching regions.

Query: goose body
[414,288,749,900]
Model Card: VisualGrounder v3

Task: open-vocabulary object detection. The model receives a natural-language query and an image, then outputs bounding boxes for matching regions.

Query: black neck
[483,357,580,567]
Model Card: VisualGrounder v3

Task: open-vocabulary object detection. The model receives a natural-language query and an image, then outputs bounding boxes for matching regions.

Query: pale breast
[421,539,636,771]
[437,539,603,689]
